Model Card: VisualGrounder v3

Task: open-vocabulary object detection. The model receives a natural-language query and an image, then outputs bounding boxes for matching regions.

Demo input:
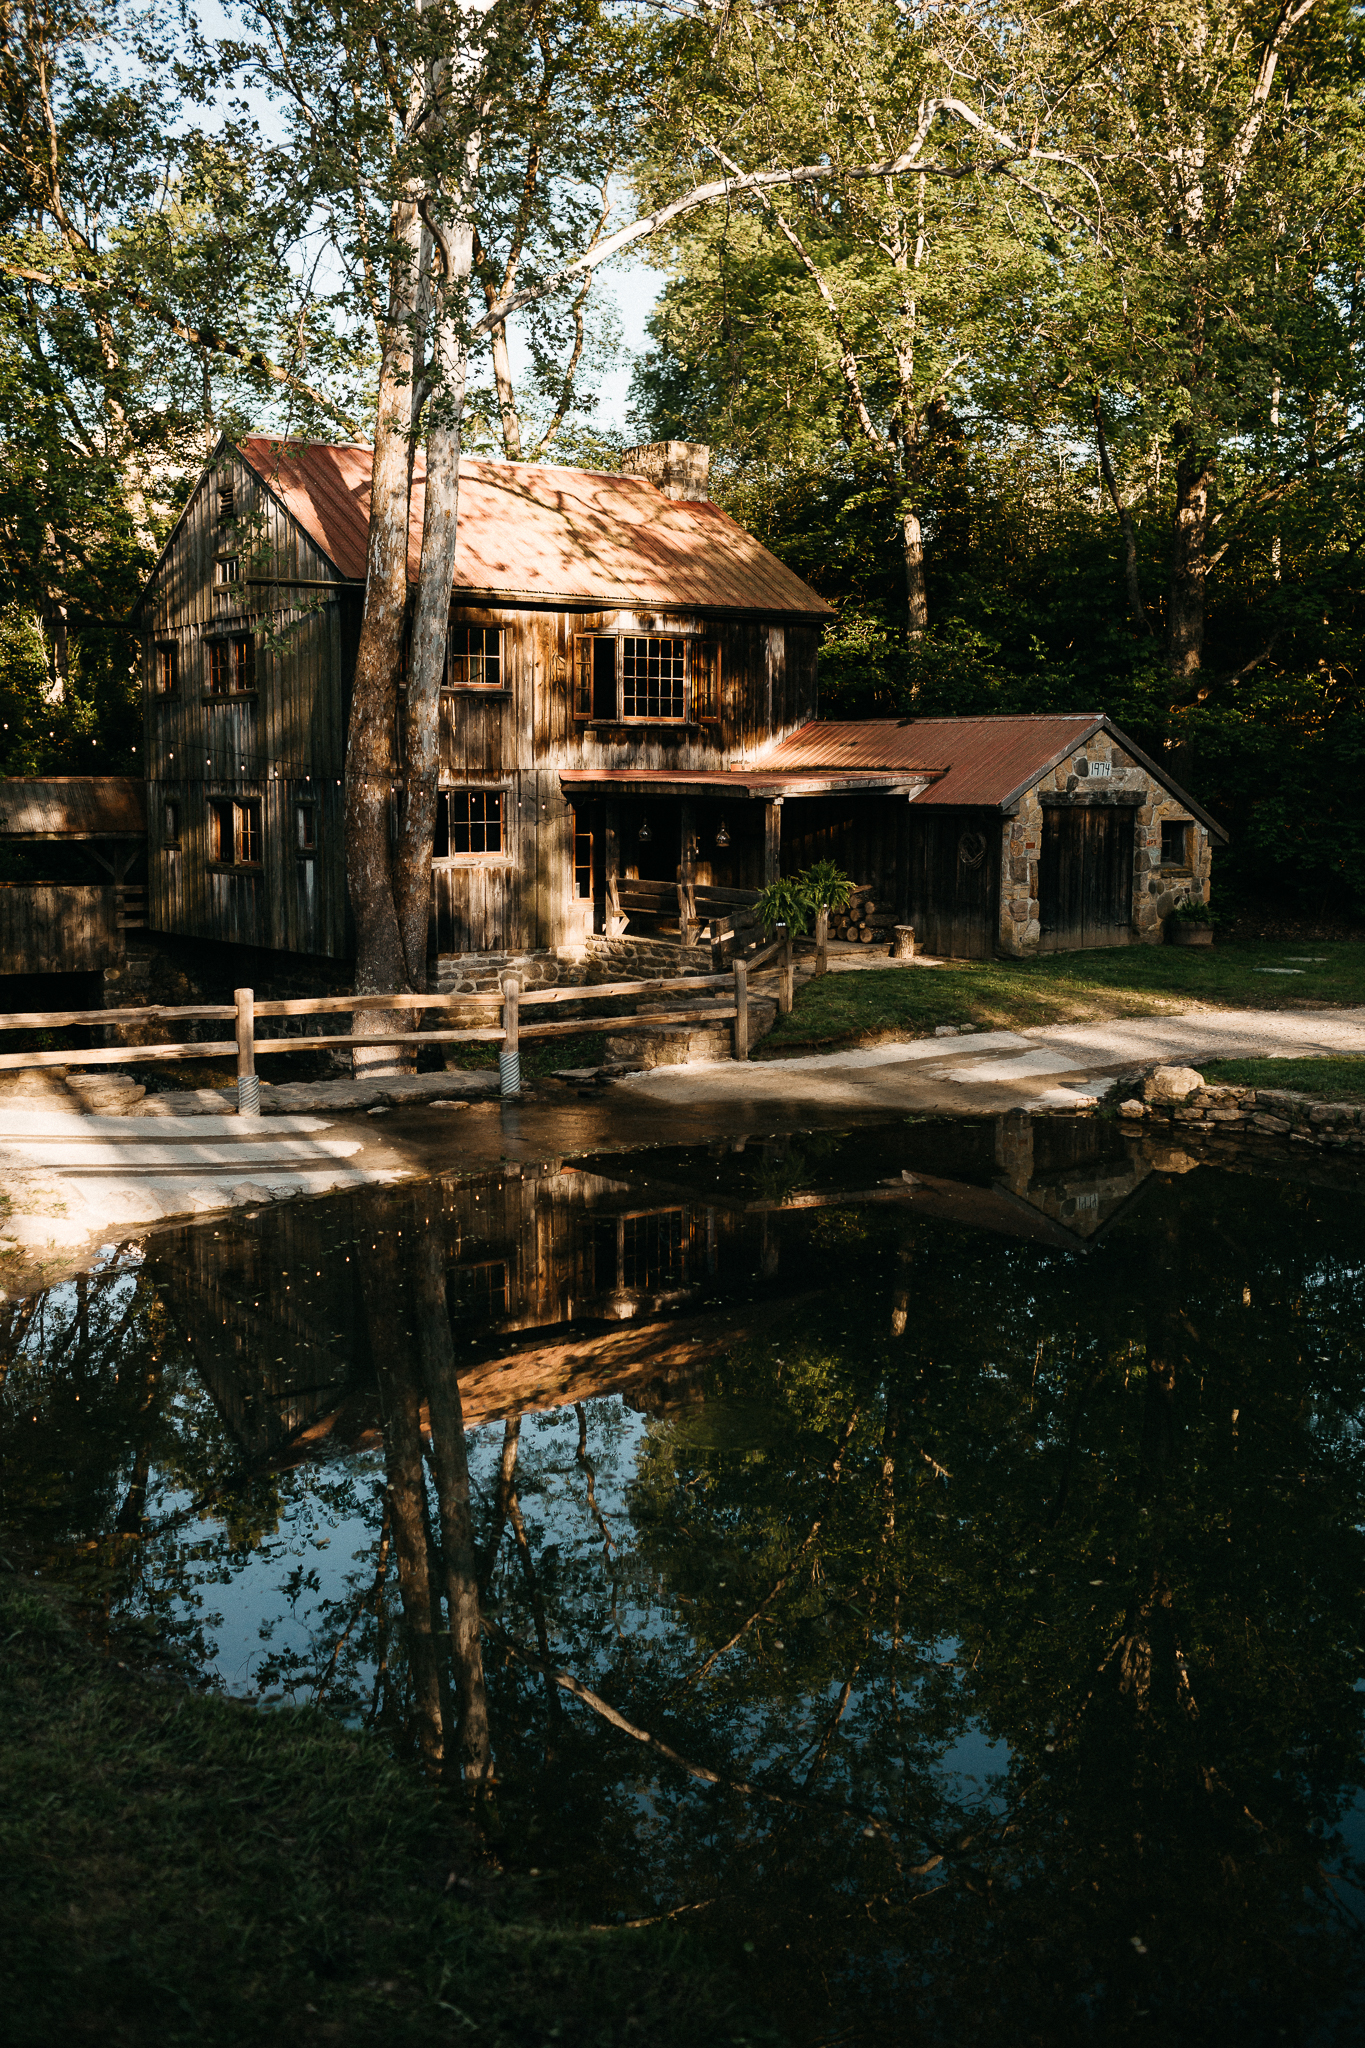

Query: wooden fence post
[732,959,748,1061]
[500,975,521,1096]
[815,904,829,977]
[779,924,794,1016]
[235,987,258,1116]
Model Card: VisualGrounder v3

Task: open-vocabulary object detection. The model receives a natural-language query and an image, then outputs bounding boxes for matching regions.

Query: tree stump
[893,924,916,959]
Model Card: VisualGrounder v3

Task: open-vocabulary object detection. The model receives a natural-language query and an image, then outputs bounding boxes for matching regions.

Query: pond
[4,1111,1364,2045]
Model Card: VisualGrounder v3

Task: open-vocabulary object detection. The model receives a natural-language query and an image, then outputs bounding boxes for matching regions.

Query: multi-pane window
[434,789,503,858]
[604,1209,685,1292]
[154,643,177,694]
[215,555,241,584]
[574,634,714,722]
[446,625,502,689]
[574,825,594,900]
[622,635,686,720]
[210,799,262,866]
[209,635,254,694]
[1160,820,1190,867]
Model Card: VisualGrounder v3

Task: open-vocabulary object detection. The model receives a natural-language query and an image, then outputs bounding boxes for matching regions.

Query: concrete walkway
[617,1005,1365,1115]
[0,1106,409,1269]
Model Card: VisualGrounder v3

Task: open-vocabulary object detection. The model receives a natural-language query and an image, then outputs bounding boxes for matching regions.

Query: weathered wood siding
[142,447,821,964]
[0,884,120,974]
[906,808,1001,960]
[140,444,357,958]
[779,794,906,905]
[434,604,820,956]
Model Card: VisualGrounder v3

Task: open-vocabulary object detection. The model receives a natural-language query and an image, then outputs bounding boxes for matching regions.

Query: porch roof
[0,777,146,840]
[559,767,933,802]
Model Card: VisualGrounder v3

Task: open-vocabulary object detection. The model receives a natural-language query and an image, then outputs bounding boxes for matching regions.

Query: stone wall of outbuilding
[997,730,1213,957]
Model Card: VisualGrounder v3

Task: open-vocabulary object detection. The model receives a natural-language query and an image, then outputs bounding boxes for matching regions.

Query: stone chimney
[619,440,710,501]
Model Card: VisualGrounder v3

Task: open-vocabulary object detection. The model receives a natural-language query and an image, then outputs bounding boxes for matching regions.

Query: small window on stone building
[1161,820,1191,868]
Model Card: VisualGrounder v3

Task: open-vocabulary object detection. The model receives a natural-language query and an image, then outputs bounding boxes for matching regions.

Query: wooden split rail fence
[0,929,798,1115]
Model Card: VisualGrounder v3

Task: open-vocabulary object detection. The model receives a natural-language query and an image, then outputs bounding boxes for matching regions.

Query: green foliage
[1199,1054,1365,1100]
[757,862,855,937]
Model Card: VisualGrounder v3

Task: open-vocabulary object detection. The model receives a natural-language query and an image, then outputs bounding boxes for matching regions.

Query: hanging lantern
[638,817,652,843]
[715,819,731,848]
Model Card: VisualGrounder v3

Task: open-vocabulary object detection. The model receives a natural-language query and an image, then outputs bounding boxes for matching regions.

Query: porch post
[763,797,783,886]
[604,803,623,935]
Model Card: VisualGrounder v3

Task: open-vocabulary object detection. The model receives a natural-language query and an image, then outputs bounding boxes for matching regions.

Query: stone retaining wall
[1118,1073,1365,1154]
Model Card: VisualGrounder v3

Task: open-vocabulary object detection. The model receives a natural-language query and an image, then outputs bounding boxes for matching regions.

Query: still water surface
[4,1113,1365,2045]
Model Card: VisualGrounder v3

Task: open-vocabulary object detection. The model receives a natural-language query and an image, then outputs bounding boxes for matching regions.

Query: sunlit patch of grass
[757,943,1365,1056]
[1198,1055,1365,1101]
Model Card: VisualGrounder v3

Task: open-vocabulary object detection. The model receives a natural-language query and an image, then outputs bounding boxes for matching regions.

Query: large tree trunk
[1093,394,1153,635]
[415,1240,491,1785]
[1166,424,1216,682]
[345,191,427,1037]
[396,202,477,987]
[902,508,928,638]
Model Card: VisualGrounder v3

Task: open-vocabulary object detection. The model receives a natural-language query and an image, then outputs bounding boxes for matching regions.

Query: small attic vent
[219,479,235,522]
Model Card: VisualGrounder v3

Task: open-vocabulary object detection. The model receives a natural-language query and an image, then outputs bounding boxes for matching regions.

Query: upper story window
[1161,820,1191,868]
[154,642,177,694]
[295,803,316,855]
[446,624,502,690]
[163,800,181,846]
[210,798,262,867]
[208,635,255,695]
[215,554,241,585]
[434,789,503,859]
[574,634,717,724]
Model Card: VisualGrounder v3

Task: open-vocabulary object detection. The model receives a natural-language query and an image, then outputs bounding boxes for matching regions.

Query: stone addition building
[752,713,1225,958]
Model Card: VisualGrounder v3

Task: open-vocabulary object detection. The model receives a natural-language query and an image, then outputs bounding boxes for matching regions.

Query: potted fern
[1169,897,1216,947]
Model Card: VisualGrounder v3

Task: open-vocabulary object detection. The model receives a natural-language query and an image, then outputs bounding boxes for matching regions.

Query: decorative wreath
[958,830,988,869]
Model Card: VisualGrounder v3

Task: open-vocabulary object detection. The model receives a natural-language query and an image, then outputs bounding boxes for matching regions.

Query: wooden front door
[1038,804,1135,951]
[907,808,1000,959]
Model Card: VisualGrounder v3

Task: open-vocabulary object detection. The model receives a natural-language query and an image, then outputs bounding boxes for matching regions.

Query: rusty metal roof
[756,715,1227,837]
[0,778,146,839]
[756,716,1100,797]
[237,439,833,617]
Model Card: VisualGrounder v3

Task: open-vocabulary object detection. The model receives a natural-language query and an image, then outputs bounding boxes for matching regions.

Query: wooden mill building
[128,435,1223,973]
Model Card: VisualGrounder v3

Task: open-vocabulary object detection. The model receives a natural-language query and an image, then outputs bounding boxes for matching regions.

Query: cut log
[859,927,874,943]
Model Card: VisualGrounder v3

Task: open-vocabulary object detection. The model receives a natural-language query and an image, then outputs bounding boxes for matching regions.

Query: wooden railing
[0,941,801,1113]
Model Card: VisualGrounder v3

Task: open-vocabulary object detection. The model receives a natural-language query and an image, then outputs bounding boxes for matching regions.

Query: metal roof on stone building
[756,715,1226,835]
[0,777,147,839]
[235,438,835,618]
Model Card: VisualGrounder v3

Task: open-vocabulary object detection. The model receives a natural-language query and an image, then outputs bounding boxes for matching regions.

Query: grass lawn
[1198,1054,1365,1101]
[757,942,1365,1056]
[0,1575,773,2048]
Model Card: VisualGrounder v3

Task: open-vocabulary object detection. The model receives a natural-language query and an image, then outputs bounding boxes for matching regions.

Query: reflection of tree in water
[4,1156,1365,2041]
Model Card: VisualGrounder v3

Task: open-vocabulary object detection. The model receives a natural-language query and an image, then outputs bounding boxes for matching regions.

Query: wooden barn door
[907,808,1000,959]
[1038,804,1135,951]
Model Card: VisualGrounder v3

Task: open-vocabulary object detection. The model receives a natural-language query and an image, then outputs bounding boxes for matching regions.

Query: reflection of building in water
[150,1162,764,1467]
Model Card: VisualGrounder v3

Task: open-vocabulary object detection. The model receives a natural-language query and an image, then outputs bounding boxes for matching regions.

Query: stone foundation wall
[998,732,1214,958]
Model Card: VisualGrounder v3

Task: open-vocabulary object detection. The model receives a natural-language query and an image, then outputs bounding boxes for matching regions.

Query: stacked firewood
[827,887,895,945]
